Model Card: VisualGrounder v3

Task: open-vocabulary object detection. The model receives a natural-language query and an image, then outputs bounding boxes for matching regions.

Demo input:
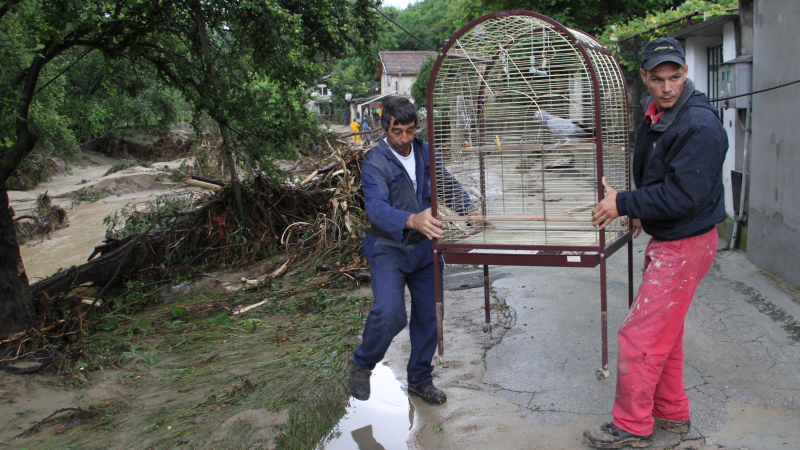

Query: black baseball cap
[641,37,685,70]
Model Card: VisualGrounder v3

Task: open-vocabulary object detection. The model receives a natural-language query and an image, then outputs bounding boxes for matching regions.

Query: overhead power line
[364,0,441,54]
[708,78,800,103]
[34,49,94,96]
[630,78,800,108]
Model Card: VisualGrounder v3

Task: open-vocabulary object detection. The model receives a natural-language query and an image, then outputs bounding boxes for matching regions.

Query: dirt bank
[9,150,188,215]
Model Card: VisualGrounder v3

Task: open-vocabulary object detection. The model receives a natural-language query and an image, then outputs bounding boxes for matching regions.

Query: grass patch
[22,272,371,450]
[74,186,109,204]
[103,159,140,176]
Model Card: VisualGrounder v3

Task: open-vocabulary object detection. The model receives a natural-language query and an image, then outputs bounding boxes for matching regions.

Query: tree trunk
[193,6,246,223]
[0,51,49,336]
[0,182,37,336]
[219,125,246,223]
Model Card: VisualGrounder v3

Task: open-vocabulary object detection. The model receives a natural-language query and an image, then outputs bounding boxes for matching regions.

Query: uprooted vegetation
[7,157,63,191]
[2,135,373,449]
[14,192,70,245]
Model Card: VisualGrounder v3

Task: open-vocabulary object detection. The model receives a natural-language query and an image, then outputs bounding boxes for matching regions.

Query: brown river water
[20,199,132,282]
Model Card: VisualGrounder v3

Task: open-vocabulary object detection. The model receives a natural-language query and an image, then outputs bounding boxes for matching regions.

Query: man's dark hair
[381,97,417,130]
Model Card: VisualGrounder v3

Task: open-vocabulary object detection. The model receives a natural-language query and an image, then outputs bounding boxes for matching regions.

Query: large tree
[384,0,487,51]
[0,0,167,335]
[0,0,378,336]
[479,0,683,33]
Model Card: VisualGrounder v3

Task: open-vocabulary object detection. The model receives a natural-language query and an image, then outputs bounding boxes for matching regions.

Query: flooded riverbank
[9,149,191,280]
[20,199,132,281]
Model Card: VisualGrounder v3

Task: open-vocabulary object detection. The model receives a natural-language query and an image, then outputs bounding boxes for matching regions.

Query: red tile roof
[379,51,437,75]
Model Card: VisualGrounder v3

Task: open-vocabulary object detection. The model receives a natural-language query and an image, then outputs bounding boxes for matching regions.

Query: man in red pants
[584,37,728,448]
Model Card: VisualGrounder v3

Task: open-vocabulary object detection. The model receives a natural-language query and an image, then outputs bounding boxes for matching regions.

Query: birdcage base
[433,231,633,381]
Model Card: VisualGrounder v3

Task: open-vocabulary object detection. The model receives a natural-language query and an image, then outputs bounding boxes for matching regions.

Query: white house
[378,51,437,98]
[343,51,437,123]
[308,83,333,118]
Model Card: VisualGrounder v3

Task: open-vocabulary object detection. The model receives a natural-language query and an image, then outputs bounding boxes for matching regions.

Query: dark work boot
[349,362,371,401]
[407,384,447,405]
[654,416,690,434]
[583,423,653,448]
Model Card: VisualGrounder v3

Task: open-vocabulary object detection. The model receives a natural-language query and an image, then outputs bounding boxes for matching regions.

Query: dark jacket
[361,136,472,242]
[616,79,728,241]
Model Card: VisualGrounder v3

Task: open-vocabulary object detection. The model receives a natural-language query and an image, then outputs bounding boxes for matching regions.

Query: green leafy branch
[598,0,738,70]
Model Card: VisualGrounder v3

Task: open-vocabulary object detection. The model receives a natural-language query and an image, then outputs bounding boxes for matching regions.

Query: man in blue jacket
[349,97,474,405]
[584,37,728,448]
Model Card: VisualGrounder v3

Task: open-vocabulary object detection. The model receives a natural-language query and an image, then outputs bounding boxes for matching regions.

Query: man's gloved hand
[406,208,444,240]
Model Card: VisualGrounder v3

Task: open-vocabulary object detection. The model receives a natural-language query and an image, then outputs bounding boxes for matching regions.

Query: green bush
[103,192,202,239]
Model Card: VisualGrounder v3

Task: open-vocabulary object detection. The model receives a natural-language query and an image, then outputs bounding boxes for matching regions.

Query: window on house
[321,86,328,96]
[707,44,723,120]
[395,81,398,92]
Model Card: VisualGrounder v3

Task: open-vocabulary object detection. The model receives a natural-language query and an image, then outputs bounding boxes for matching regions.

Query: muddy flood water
[20,199,132,281]
[319,363,412,450]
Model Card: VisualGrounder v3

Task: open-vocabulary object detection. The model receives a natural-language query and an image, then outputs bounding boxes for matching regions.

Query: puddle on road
[319,362,412,450]
[19,199,131,281]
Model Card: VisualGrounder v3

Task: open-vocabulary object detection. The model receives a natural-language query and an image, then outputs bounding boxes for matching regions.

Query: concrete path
[383,234,800,449]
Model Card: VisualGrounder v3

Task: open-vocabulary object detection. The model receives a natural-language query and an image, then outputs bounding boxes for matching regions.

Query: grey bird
[534,110,595,169]
[533,110,595,149]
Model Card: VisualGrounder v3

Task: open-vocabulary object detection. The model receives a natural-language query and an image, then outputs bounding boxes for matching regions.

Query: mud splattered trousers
[612,228,718,436]
[353,234,441,388]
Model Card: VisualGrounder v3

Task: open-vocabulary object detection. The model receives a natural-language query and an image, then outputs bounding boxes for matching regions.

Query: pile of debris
[13,192,69,245]
[1,131,376,372]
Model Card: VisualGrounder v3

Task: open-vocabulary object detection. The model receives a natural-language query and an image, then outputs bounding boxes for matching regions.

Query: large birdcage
[427,11,634,379]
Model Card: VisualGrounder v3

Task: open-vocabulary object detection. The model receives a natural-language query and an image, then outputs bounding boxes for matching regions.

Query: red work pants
[611,228,718,436]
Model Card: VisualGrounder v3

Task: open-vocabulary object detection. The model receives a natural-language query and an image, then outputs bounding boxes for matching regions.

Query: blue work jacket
[361,137,473,242]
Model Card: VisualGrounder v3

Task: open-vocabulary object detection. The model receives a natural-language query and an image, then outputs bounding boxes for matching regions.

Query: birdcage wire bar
[426,11,634,379]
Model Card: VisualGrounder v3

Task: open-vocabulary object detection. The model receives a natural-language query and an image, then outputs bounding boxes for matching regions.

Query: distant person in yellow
[351,119,361,144]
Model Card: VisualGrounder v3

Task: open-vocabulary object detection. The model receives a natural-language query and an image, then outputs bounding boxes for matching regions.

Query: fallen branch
[13,215,39,222]
[0,338,61,375]
[190,175,226,186]
[13,407,81,439]
[298,170,319,186]
[269,251,298,278]
[33,199,221,298]
[184,178,221,191]
[337,129,383,139]
[233,299,269,315]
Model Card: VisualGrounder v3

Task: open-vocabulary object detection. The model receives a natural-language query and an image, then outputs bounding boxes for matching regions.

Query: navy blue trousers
[353,234,440,388]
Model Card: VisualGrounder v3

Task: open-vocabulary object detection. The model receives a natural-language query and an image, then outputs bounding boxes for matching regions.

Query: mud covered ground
[378,237,800,450]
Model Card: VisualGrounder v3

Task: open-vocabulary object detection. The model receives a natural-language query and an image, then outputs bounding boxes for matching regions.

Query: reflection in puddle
[319,363,412,450]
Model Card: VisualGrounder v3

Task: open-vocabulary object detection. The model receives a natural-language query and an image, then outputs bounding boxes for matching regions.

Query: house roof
[669,14,738,39]
[379,51,437,75]
[352,91,398,104]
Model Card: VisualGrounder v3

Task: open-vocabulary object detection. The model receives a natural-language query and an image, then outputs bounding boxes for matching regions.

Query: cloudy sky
[379,0,418,9]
